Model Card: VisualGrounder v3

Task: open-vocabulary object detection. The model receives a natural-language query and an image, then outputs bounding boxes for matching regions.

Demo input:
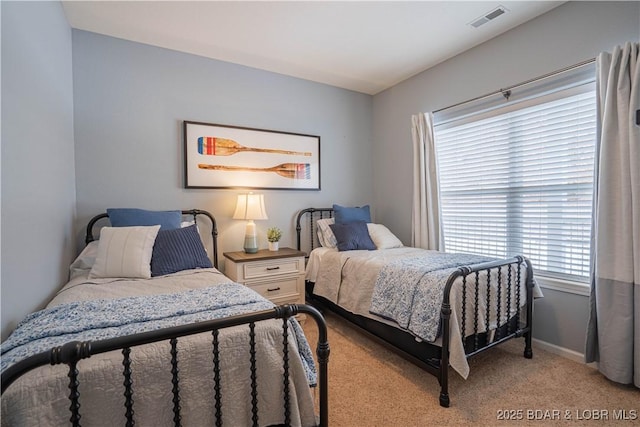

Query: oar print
[197,137,312,157]
[198,163,311,179]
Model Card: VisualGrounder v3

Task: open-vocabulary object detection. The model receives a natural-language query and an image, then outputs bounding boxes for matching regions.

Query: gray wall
[371,1,640,354]
[1,1,77,340]
[72,30,373,269]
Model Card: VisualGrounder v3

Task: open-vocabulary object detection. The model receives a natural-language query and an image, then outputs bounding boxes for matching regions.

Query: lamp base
[243,234,258,254]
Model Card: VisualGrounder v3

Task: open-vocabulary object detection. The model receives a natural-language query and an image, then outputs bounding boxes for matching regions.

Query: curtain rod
[433,57,595,114]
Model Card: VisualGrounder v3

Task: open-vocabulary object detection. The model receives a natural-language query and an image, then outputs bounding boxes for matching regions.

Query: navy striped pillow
[151,225,213,276]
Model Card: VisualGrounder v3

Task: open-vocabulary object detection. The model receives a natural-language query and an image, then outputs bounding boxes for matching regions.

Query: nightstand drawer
[243,258,303,280]
[223,249,306,315]
[248,276,300,301]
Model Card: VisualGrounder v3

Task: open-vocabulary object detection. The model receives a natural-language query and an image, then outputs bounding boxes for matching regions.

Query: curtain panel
[585,42,639,387]
[410,112,443,251]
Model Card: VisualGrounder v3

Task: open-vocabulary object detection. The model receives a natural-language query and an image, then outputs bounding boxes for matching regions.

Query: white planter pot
[268,241,279,251]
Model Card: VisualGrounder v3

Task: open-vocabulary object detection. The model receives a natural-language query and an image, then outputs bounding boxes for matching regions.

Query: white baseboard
[532,338,597,369]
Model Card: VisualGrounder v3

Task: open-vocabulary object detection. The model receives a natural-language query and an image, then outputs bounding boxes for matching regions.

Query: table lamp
[233,193,268,253]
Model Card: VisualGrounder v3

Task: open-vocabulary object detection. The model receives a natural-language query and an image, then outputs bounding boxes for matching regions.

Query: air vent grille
[469,6,508,28]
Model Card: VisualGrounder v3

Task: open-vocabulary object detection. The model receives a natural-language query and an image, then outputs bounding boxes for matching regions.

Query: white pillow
[367,223,403,249]
[89,225,161,279]
[316,229,326,248]
[316,218,337,248]
[69,241,100,279]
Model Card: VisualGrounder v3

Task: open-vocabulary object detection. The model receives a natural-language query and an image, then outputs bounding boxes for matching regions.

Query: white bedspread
[311,247,542,379]
[1,268,317,427]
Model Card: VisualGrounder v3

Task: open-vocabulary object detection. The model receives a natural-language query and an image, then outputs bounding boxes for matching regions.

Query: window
[434,78,596,283]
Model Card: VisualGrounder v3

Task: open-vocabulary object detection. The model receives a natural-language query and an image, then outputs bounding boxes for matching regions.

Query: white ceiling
[62,1,565,95]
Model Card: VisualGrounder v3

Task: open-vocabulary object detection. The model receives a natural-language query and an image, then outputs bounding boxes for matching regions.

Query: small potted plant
[267,226,282,251]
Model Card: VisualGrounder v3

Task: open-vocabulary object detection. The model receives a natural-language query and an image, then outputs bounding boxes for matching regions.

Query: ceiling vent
[469,6,508,28]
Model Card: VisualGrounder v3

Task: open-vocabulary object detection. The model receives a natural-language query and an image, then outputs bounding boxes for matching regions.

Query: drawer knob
[267,287,281,292]
[266,266,280,271]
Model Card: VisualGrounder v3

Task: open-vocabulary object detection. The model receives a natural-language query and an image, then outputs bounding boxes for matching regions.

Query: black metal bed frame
[296,207,534,408]
[1,305,329,427]
[1,210,329,427]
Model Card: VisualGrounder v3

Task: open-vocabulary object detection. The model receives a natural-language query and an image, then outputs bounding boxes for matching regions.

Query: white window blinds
[434,81,596,282]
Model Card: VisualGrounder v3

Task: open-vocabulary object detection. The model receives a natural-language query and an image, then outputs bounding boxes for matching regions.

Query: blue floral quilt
[1,283,316,385]
[369,252,494,342]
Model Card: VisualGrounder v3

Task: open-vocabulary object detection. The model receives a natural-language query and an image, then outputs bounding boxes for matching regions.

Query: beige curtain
[585,42,639,387]
[411,112,443,250]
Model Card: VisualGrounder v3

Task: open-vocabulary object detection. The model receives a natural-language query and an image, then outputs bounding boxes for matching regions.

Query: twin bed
[296,206,541,407]
[2,204,540,425]
[1,209,328,427]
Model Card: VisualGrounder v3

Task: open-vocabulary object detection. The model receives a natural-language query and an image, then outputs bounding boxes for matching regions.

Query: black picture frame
[184,121,320,190]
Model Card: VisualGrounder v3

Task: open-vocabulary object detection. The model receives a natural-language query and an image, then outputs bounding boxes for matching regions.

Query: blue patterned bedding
[369,252,494,342]
[1,282,316,386]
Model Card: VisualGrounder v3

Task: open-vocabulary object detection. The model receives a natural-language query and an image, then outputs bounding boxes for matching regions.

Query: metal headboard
[85,209,219,269]
[295,207,334,257]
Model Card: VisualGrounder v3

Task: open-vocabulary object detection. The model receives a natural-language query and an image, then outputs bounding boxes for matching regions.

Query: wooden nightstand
[224,248,306,320]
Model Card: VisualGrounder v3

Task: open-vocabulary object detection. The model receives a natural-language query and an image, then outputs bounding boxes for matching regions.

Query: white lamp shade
[233,193,268,220]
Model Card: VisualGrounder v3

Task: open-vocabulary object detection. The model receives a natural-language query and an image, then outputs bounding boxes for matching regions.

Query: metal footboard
[438,256,534,407]
[1,304,329,427]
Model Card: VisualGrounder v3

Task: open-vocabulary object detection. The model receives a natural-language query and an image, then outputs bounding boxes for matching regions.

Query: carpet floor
[302,311,639,426]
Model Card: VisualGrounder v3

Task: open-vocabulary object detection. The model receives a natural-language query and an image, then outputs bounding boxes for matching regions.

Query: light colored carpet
[302,311,639,426]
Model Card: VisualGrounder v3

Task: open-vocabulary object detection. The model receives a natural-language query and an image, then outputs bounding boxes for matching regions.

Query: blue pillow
[333,204,371,224]
[329,221,376,251]
[107,208,182,229]
[151,225,213,276]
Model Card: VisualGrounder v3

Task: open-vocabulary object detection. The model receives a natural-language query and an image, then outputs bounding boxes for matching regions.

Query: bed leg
[438,360,451,407]
[523,259,534,360]
[439,391,450,408]
[439,294,453,408]
[524,259,534,359]
[524,333,533,359]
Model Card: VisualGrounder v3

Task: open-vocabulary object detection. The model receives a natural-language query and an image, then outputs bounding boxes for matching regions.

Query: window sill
[536,275,590,297]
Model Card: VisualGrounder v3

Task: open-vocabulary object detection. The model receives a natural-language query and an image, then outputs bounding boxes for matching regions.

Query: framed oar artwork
[184,121,320,190]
